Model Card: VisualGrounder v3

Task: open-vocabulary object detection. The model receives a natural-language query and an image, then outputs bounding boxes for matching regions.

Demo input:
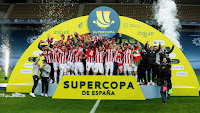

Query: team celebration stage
[6,6,199,100]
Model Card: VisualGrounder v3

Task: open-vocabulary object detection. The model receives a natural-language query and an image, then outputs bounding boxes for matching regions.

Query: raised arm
[119,33,122,44]
[155,42,161,53]
[144,41,150,52]
[167,44,174,54]
[33,55,40,65]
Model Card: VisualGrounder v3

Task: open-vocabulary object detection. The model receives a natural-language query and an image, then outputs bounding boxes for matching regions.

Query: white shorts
[59,64,67,73]
[94,63,104,74]
[74,62,84,73]
[53,62,59,70]
[105,62,114,72]
[67,61,75,71]
[132,63,138,72]
[123,63,132,72]
[86,62,95,71]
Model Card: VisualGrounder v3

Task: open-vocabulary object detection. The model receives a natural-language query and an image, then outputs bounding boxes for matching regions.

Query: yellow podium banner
[53,76,146,100]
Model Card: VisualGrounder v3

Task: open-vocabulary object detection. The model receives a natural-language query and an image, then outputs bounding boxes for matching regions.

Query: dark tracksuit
[144,43,161,82]
[158,62,171,103]
[138,51,148,83]
[160,46,174,91]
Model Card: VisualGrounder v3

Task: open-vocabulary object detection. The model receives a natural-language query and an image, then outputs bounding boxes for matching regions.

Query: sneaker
[150,80,153,85]
[147,82,150,85]
[54,80,57,84]
[49,79,53,84]
[41,93,44,96]
[152,82,155,85]
[29,92,36,97]
[45,93,48,97]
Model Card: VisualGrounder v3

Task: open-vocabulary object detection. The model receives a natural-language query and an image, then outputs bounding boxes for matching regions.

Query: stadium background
[0,0,199,76]
[0,0,200,113]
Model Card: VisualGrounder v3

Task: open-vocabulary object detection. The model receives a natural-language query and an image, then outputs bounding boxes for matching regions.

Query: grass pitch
[0,72,11,83]
[0,72,200,113]
[0,90,200,113]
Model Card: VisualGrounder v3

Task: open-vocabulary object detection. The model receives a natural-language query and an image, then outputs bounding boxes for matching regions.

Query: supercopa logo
[88,6,120,38]
[64,81,134,96]
[93,11,115,28]
[192,38,200,46]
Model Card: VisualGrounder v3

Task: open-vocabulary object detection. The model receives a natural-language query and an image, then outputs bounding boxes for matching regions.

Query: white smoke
[154,0,182,49]
[0,35,10,77]
[0,11,11,77]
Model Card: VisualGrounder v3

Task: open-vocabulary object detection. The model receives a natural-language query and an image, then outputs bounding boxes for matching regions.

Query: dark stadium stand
[0,3,198,21]
[175,0,200,5]
[0,4,9,18]
[8,3,79,19]
[178,5,200,21]
[83,4,153,20]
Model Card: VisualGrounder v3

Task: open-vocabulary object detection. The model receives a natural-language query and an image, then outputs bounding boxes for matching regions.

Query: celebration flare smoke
[1,35,10,77]
[154,0,182,49]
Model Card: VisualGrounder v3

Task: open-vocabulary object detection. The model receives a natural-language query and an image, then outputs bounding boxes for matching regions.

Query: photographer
[157,57,171,104]
[160,44,174,63]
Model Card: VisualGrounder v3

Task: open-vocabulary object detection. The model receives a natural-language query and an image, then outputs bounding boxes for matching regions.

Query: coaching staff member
[40,60,51,97]
[29,55,40,97]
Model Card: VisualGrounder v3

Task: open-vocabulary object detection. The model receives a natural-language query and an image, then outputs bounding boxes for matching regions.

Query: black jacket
[160,46,174,63]
[141,51,148,66]
[158,62,171,80]
[144,43,161,64]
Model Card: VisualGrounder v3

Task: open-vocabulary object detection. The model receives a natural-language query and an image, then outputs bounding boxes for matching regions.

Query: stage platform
[34,83,162,99]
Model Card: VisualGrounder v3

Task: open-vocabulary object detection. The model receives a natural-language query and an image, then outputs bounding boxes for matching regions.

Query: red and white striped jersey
[74,49,83,62]
[114,51,122,63]
[41,50,53,63]
[58,49,68,64]
[86,49,95,63]
[123,49,133,64]
[67,48,75,63]
[51,49,59,63]
[95,50,104,63]
[105,49,115,62]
